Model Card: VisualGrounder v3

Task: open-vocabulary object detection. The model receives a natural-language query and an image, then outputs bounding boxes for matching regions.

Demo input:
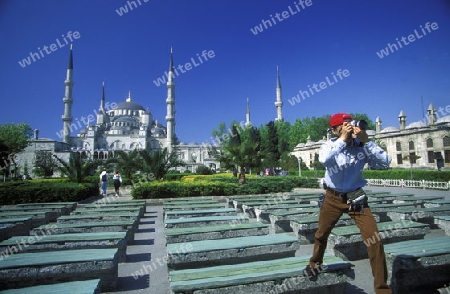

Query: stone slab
[0,218,32,241]
[290,215,353,244]
[255,203,317,223]
[387,206,450,226]
[0,248,119,291]
[166,233,300,270]
[434,215,450,236]
[163,203,225,211]
[165,222,269,243]
[384,236,450,294]
[424,200,450,208]
[0,231,128,262]
[0,205,70,221]
[241,200,299,218]
[71,206,144,217]
[16,202,78,211]
[0,211,50,227]
[0,279,101,294]
[31,220,137,244]
[328,220,430,261]
[269,208,320,233]
[164,215,249,229]
[169,255,353,294]
[164,208,236,220]
[57,212,139,224]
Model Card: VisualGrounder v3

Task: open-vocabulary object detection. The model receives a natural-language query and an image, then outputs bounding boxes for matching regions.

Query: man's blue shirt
[319,138,391,193]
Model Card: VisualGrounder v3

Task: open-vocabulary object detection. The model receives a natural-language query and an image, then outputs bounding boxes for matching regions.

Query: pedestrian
[304,113,392,294]
[113,171,122,196]
[99,168,109,196]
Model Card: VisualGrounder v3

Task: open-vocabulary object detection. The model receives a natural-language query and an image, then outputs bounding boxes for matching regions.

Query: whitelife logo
[376,22,439,59]
[250,0,313,35]
[18,31,81,68]
[152,50,215,87]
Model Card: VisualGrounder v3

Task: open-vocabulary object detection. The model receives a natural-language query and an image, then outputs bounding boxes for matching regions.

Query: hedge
[0,181,99,205]
[132,176,319,199]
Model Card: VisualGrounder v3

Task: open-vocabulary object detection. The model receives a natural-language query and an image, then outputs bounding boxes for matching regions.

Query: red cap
[329,113,353,127]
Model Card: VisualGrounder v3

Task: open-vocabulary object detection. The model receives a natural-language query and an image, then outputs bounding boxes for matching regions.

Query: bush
[131,176,319,199]
[0,181,98,205]
[196,165,213,175]
[363,169,450,181]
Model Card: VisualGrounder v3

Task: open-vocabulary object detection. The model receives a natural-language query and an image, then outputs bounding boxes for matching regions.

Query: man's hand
[352,126,369,143]
[340,122,354,144]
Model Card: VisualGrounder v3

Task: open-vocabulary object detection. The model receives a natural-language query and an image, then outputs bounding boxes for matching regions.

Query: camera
[349,119,367,130]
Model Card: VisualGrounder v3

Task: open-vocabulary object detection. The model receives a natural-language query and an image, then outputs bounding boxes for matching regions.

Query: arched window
[426,138,433,148]
[396,141,402,151]
[409,141,415,150]
[444,136,450,147]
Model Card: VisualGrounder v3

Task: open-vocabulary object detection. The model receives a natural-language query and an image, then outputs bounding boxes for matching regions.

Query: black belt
[326,188,347,197]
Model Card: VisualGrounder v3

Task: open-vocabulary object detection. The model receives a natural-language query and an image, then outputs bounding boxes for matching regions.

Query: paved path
[103,186,450,294]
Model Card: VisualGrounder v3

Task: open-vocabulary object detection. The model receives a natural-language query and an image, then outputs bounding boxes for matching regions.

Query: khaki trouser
[309,189,392,294]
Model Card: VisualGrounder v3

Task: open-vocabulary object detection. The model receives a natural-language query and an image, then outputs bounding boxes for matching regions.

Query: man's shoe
[303,264,324,278]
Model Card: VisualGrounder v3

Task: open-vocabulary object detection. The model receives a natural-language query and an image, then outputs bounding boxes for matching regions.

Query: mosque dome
[151,125,166,137]
[380,126,400,133]
[405,121,427,129]
[115,100,146,111]
[436,115,450,124]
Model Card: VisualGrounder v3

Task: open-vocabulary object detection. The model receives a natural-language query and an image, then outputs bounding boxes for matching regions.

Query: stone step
[0,231,128,262]
[290,215,353,244]
[328,220,430,260]
[71,206,144,217]
[255,203,317,223]
[0,218,33,241]
[166,233,300,270]
[57,212,140,224]
[164,208,237,220]
[0,248,119,291]
[169,255,353,294]
[269,208,320,233]
[165,215,249,229]
[0,279,101,294]
[165,222,269,243]
[384,236,450,294]
[163,203,225,211]
[387,205,450,227]
[0,211,50,227]
[434,215,450,236]
[16,202,78,211]
[32,220,137,244]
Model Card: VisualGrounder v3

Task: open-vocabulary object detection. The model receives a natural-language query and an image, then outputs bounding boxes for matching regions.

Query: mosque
[18,47,285,177]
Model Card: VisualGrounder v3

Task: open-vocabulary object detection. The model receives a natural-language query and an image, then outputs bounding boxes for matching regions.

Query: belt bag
[346,188,367,212]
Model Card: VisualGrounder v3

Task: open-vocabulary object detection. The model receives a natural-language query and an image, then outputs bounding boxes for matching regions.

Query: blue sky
[1,0,449,145]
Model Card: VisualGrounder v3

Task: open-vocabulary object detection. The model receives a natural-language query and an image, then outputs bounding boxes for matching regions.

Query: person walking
[99,168,109,196]
[304,113,392,294]
[112,171,122,196]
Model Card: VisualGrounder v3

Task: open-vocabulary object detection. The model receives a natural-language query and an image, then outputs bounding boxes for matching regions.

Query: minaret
[126,90,132,102]
[165,47,176,153]
[398,110,406,130]
[427,103,436,125]
[245,97,251,127]
[375,116,382,133]
[275,66,283,122]
[62,45,74,144]
[96,81,106,125]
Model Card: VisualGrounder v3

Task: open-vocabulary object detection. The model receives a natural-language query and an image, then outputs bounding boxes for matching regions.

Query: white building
[291,107,450,170]
[18,47,226,177]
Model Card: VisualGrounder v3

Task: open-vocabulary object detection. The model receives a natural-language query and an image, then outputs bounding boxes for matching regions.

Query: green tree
[33,150,59,177]
[261,121,280,168]
[0,123,33,175]
[217,124,262,184]
[54,153,100,183]
[106,150,142,179]
[139,148,185,180]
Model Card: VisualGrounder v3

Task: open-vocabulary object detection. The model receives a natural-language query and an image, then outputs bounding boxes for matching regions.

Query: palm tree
[54,153,99,183]
[106,150,142,179]
[140,148,185,180]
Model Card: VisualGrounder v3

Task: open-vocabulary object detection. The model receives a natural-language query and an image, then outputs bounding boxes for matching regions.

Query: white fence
[366,178,450,190]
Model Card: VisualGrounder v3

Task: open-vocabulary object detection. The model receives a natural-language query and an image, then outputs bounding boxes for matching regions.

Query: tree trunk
[238,166,246,185]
